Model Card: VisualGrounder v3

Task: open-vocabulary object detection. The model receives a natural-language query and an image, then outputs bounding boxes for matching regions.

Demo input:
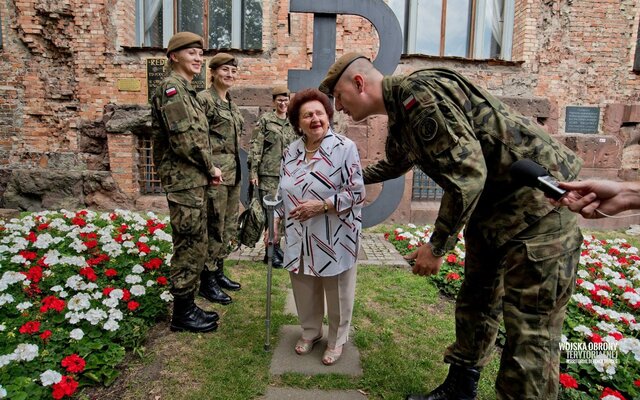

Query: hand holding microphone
[509,159,567,200]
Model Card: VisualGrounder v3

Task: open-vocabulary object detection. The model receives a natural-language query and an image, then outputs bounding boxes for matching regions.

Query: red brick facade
[1,0,639,228]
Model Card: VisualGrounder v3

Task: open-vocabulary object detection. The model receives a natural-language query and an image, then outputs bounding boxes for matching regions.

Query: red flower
[84,239,98,249]
[40,330,52,340]
[156,276,168,285]
[446,254,457,263]
[109,212,118,220]
[52,376,78,399]
[37,222,50,230]
[103,287,114,296]
[79,267,97,282]
[118,224,128,233]
[144,258,163,270]
[19,250,38,261]
[71,217,86,227]
[105,268,118,278]
[26,231,37,242]
[61,354,86,373]
[608,248,620,256]
[384,232,390,240]
[136,242,151,253]
[40,295,66,313]
[445,272,461,281]
[609,332,623,340]
[23,266,43,283]
[87,253,110,266]
[127,300,140,311]
[559,373,578,389]
[19,321,41,335]
[590,333,603,343]
[600,387,626,400]
[122,288,131,301]
[634,379,640,387]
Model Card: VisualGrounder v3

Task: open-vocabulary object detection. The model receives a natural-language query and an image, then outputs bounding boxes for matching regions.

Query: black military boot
[213,259,241,291]
[406,364,480,400]
[199,269,233,305]
[272,244,284,268]
[170,295,218,333]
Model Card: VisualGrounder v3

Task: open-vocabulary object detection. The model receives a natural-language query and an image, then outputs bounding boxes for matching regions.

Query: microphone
[510,159,567,200]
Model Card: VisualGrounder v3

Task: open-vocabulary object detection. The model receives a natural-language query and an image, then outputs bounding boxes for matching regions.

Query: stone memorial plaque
[565,106,600,134]
[146,58,207,102]
[117,78,141,92]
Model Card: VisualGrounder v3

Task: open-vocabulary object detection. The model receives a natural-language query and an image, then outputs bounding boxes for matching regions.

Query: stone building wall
[1,0,639,228]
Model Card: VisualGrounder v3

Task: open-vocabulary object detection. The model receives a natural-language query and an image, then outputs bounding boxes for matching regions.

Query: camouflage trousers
[258,176,283,238]
[166,186,209,298]
[206,183,240,266]
[443,207,582,400]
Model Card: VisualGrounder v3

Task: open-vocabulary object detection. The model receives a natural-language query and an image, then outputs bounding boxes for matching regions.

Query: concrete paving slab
[270,325,363,377]
[257,387,367,400]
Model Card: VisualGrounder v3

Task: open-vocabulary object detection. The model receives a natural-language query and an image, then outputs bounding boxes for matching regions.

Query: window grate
[137,137,163,194]
[412,168,444,201]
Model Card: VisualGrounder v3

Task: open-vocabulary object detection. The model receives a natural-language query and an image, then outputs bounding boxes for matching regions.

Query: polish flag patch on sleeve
[403,94,417,110]
[165,87,177,97]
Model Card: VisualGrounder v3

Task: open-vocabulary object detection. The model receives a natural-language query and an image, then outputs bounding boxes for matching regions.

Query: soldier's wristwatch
[430,244,446,257]
[322,200,328,214]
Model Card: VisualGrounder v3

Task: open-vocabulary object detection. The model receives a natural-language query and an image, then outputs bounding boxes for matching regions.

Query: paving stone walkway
[228,232,405,399]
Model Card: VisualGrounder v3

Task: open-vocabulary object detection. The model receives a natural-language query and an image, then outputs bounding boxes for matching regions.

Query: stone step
[257,388,367,400]
[269,325,363,377]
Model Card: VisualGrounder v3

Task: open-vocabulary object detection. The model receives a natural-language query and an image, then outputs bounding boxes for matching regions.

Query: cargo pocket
[167,187,206,236]
[508,225,582,314]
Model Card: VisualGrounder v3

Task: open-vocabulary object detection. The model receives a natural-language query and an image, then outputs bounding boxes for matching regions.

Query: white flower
[579,281,595,291]
[574,325,592,336]
[50,285,63,292]
[14,343,39,361]
[69,328,84,340]
[85,308,108,325]
[16,301,33,311]
[602,396,621,400]
[0,384,6,398]
[146,280,156,287]
[125,274,142,285]
[560,334,568,343]
[576,270,589,279]
[0,354,14,368]
[67,293,92,311]
[596,321,616,333]
[40,370,62,386]
[160,291,173,302]
[0,294,15,306]
[109,308,124,321]
[103,319,120,332]
[102,298,119,308]
[593,353,617,376]
[130,285,146,296]
[65,311,85,324]
[132,264,145,274]
[109,289,124,300]
[572,293,592,305]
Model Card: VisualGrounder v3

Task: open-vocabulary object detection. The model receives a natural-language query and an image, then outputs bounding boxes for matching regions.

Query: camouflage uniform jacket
[249,111,296,180]
[363,68,583,252]
[151,72,218,192]
[197,88,244,186]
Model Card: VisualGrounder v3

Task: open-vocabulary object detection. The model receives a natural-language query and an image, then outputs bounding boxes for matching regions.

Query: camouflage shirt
[197,88,244,186]
[151,72,217,192]
[249,111,296,179]
[363,68,583,251]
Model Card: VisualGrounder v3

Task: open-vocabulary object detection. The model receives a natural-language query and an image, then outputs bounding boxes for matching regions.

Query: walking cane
[263,194,281,351]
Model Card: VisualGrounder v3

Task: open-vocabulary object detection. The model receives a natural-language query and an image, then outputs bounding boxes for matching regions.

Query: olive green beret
[319,52,369,95]
[272,85,290,97]
[166,32,203,56]
[208,53,238,70]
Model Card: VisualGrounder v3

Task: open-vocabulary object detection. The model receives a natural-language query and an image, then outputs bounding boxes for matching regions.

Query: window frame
[396,0,514,60]
[135,0,254,49]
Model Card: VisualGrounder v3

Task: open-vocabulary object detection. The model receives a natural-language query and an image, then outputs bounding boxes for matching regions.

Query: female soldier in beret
[150,32,222,333]
[196,53,244,305]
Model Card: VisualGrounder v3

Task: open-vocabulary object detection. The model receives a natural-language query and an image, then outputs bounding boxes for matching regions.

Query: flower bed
[0,210,174,399]
[385,224,640,400]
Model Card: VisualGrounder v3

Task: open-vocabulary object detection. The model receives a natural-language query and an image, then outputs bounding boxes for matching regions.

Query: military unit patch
[165,87,177,97]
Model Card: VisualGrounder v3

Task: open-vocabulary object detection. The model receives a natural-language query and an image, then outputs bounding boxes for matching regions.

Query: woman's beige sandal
[294,335,322,355]
[321,345,343,365]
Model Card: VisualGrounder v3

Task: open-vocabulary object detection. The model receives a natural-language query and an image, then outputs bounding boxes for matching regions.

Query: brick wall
[1,0,639,227]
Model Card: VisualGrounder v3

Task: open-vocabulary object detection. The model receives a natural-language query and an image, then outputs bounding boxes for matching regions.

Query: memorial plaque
[117,78,141,92]
[565,106,600,134]
[146,58,207,102]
